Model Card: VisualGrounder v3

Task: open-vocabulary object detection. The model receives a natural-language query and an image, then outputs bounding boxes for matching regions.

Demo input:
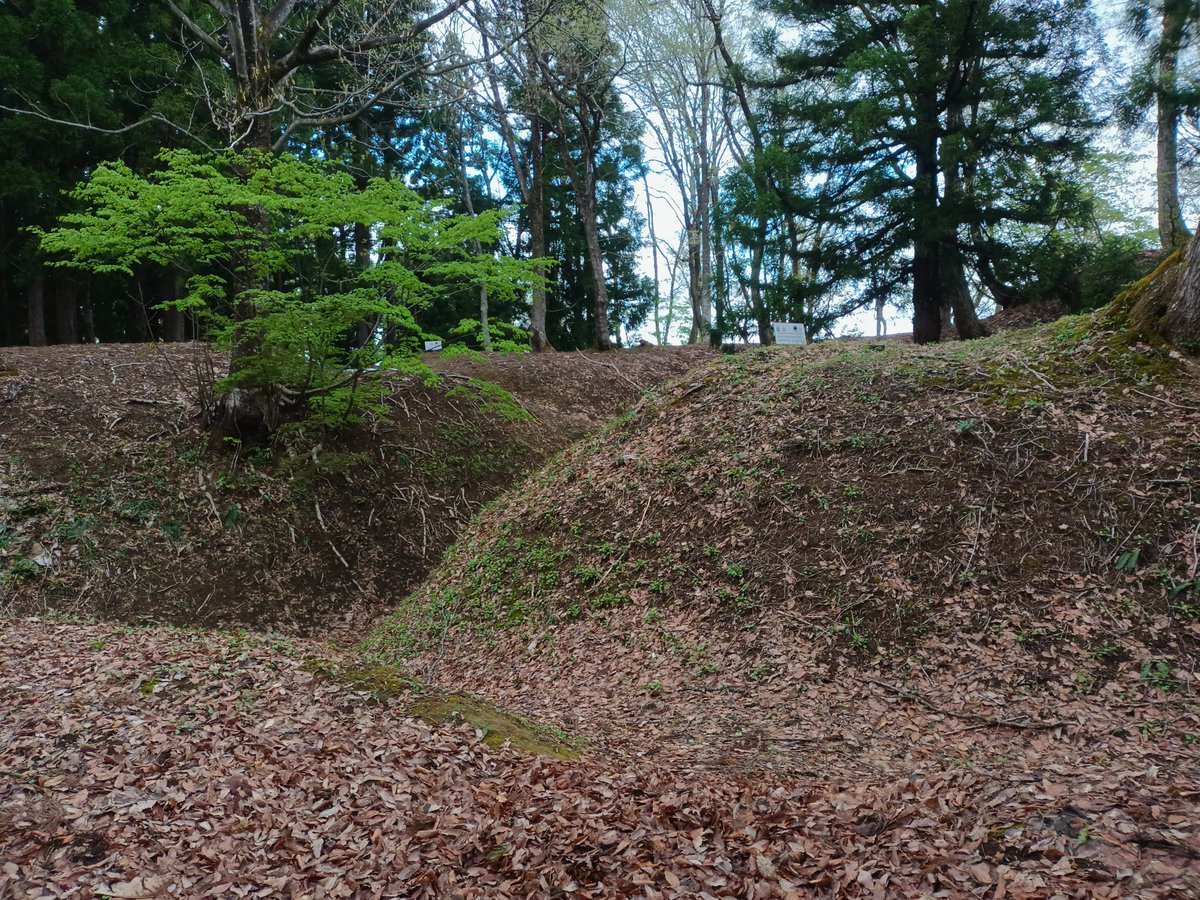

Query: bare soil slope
[368,318,1200,786]
[0,343,710,640]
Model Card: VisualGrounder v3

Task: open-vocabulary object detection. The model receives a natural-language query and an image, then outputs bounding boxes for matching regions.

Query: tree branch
[0,103,219,152]
[295,0,472,68]
[161,0,232,61]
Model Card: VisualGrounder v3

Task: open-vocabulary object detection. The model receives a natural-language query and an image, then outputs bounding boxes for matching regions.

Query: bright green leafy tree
[37,149,540,435]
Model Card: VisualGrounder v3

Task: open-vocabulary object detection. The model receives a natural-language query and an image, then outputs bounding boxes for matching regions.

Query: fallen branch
[574,350,644,393]
[1128,387,1200,414]
[865,677,1068,731]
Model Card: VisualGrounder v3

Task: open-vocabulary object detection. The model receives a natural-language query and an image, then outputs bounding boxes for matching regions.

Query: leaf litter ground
[5,319,1200,896]
[3,619,1199,898]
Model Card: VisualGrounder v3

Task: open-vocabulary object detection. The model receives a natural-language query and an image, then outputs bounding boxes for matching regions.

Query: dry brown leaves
[0,343,709,641]
[3,618,1199,898]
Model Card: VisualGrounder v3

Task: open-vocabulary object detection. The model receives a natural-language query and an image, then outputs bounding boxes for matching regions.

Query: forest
[3,1,1200,897]
[2,0,1196,361]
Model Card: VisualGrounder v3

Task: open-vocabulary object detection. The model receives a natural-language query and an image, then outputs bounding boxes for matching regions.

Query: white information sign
[424,340,443,352]
[771,322,808,346]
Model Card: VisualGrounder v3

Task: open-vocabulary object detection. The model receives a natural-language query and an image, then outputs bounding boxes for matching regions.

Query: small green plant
[1016,628,1042,647]
[1140,718,1170,738]
[643,608,664,625]
[1090,641,1121,663]
[3,558,42,584]
[591,592,628,611]
[843,485,865,499]
[53,517,95,542]
[1168,580,1200,619]
[573,565,602,585]
[1114,548,1142,573]
[955,419,976,435]
[846,627,869,652]
[645,681,663,697]
[724,562,746,580]
[718,587,756,615]
[222,505,245,529]
[702,545,722,560]
[1140,659,1177,692]
[747,663,776,683]
[647,578,669,595]
[115,499,158,523]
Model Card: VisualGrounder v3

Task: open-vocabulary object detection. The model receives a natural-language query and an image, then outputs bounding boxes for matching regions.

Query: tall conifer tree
[764,0,1099,342]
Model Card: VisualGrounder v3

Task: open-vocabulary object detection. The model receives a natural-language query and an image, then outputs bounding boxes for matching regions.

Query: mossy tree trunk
[1155,1,1192,252]
[1109,223,1200,354]
[1169,226,1200,349]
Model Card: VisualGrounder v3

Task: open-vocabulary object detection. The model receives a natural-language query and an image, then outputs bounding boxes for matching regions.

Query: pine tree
[764,0,1099,342]
[0,0,193,345]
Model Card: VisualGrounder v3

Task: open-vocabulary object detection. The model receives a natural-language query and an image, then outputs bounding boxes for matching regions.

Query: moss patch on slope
[364,317,1200,771]
[369,317,1196,657]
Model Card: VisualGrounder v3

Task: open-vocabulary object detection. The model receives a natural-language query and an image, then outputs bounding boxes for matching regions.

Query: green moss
[410,694,580,760]
[1102,249,1184,346]
[306,658,579,759]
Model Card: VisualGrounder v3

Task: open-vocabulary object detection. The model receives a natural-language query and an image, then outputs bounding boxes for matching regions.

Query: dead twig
[865,677,1068,731]
[574,349,644,393]
[1128,388,1200,413]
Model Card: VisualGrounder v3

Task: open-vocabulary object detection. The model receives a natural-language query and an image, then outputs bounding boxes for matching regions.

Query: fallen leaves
[3,619,1200,897]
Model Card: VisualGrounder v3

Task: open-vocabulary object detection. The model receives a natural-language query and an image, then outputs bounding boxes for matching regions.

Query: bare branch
[296,0,472,68]
[161,0,232,61]
[0,103,220,152]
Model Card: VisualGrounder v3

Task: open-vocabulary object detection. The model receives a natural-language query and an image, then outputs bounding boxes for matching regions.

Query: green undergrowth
[365,315,1195,665]
[305,658,580,760]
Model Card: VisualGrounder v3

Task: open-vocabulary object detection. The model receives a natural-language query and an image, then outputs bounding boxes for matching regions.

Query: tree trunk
[1156,1,1191,251]
[942,244,988,339]
[78,281,96,343]
[912,234,942,344]
[750,214,774,345]
[1165,227,1200,348]
[697,162,713,346]
[163,270,187,342]
[27,269,47,347]
[452,113,492,351]
[528,114,551,352]
[579,193,614,351]
[1108,224,1200,353]
[54,273,78,344]
[220,115,279,438]
[644,172,663,345]
[685,207,703,344]
[711,176,729,348]
[911,2,942,345]
[560,134,614,351]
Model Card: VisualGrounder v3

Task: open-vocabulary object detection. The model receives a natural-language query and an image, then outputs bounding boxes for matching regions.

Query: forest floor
[0,342,710,643]
[4,317,1200,897]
